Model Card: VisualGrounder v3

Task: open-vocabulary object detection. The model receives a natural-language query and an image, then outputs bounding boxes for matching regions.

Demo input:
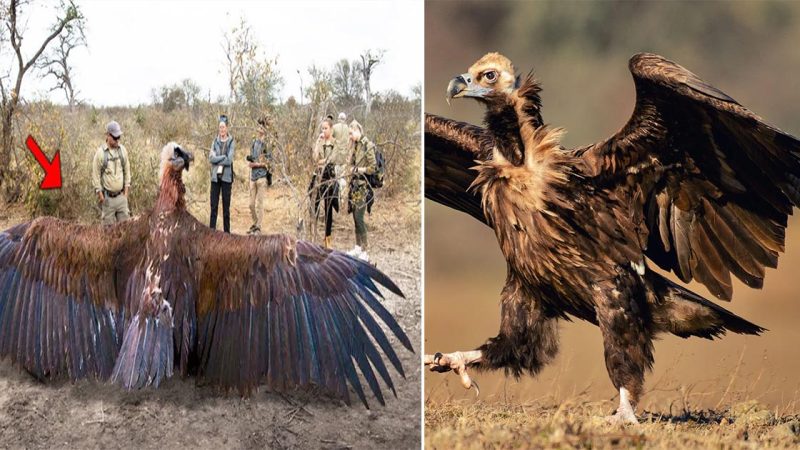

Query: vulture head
[445,53,543,164]
[160,142,194,177]
[446,52,519,103]
[157,142,194,211]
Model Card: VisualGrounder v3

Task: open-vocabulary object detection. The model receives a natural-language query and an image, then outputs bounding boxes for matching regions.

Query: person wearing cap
[331,112,350,206]
[92,120,131,224]
[246,118,273,235]
[346,119,377,261]
[209,117,235,233]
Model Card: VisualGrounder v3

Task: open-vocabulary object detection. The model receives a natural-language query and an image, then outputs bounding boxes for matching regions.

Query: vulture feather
[0,143,413,407]
[425,52,800,423]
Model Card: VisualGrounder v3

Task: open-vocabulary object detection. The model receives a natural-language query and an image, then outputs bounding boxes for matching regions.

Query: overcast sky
[13,0,422,106]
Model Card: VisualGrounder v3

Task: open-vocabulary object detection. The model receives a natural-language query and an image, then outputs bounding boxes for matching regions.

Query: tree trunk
[0,104,15,198]
[365,81,372,117]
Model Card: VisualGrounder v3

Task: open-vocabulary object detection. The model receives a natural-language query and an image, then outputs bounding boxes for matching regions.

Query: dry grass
[426,399,800,449]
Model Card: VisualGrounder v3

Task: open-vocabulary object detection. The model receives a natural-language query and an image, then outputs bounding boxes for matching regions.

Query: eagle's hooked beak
[170,146,194,172]
[446,72,492,105]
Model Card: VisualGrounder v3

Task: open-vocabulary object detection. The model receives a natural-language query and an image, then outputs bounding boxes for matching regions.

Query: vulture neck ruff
[156,167,186,212]
[471,125,578,286]
[483,74,544,165]
[472,126,571,221]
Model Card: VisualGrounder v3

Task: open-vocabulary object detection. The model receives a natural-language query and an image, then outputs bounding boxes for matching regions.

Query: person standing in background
[247,118,272,235]
[331,112,350,205]
[209,115,235,233]
[311,117,338,248]
[92,120,131,225]
[346,119,377,261]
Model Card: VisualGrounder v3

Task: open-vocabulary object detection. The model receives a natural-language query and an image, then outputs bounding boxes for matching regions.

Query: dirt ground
[0,184,422,449]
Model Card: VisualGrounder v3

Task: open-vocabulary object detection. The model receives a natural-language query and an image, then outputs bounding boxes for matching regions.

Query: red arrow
[26,135,62,189]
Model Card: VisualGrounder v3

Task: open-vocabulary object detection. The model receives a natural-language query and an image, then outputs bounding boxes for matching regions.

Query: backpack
[368,146,385,188]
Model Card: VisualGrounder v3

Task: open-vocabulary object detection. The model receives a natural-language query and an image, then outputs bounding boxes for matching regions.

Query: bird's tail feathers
[650,275,765,339]
[110,309,174,389]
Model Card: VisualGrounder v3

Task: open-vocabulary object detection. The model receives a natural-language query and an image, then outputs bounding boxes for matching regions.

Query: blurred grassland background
[425,0,800,413]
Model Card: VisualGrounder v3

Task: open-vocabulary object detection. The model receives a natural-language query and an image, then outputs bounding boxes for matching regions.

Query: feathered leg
[594,275,654,425]
[425,273,559,392]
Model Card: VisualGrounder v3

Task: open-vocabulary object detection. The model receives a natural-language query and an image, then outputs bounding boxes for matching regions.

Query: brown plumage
[425,52,800,423]
[0,142,412,407]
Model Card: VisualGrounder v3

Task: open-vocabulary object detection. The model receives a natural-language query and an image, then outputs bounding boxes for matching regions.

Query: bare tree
[330,59,363,108]
[305,64,332,106]
[358,49,385,116]
[222,16,257,104]
[221,16,283,117]
[37,20,86,111]
[0,0,84,199]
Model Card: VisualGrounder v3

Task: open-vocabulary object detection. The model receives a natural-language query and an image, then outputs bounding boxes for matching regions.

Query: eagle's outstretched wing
[0,216,148,380]
[581,52,800,300]
[193,229,413,407]
[425,114,493,226]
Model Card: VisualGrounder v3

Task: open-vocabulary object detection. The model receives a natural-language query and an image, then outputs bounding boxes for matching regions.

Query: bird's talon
[425,350,483,394]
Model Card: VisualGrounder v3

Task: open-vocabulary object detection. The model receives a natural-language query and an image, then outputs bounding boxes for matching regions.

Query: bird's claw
[424,351,480,395]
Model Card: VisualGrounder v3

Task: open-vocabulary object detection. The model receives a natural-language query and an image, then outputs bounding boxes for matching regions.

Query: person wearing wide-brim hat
[91,120,131,224]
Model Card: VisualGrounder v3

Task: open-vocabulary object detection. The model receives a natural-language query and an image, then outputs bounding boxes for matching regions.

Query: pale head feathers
[159,142,178,181]
[468,52,518,94]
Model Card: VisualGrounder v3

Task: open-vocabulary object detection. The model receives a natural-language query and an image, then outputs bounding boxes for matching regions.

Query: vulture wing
[0,216,148,380]
[581,52,800,300]
[425,113,493,225]
[193,230,413,407]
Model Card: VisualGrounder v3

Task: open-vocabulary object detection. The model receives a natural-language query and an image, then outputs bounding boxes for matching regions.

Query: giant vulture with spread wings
[0,143,412,407]
[423,52,800,424]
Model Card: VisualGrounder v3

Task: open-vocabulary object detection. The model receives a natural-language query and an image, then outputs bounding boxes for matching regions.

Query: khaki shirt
[92,144,130,193]
[313,136,336,166]
[352,137,377,184]
[331,121,350,165]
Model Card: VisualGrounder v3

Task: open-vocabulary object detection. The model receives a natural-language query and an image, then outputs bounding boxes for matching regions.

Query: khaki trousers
[101,194,130,225]
[249,177,268,229]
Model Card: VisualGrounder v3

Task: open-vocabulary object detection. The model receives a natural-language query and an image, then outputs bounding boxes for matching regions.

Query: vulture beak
[446,72,492,104]
[170,146,194,172]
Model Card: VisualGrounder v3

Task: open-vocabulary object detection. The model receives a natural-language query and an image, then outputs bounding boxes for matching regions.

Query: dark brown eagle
[0,143,412,407]
[424,52,800,424]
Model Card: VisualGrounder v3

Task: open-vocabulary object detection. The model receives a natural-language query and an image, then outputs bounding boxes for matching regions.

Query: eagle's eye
[483,70,498,84]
